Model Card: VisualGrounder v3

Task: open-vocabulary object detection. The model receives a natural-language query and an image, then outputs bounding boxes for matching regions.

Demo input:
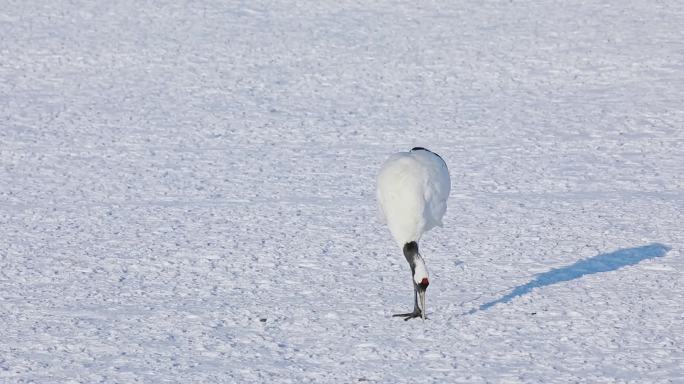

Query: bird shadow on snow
[473,243,671,313]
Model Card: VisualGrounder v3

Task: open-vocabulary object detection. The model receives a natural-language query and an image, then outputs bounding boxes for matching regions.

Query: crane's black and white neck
[377,147,451,320]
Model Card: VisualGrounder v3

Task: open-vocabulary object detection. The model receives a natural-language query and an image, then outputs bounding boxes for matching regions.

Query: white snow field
[1,1,683,382]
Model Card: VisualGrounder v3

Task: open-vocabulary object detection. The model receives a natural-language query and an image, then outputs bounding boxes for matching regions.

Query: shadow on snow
[475,243,671,312]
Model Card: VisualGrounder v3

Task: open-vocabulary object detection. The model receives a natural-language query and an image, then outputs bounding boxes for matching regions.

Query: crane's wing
[421,152,451,231]
[377,153,427,246]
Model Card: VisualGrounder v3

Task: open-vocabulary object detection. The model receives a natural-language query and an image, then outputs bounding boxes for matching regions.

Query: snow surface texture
[1,1,683,383]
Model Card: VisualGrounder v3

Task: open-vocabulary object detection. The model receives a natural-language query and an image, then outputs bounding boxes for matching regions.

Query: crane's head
[413,258,429,320]
[404,242,429,320]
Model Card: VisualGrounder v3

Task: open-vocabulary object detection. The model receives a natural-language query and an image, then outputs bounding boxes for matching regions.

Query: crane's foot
[392,310,425,321]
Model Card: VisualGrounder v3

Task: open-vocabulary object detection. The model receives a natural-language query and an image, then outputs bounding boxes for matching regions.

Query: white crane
[377,147,451,320]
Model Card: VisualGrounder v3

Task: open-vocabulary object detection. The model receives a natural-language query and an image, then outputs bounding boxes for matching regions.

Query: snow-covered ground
[1,1,683,382]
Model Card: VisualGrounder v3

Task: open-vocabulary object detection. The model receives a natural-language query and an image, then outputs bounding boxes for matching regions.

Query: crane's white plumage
[377,149,451,247]
[377,147,451,321]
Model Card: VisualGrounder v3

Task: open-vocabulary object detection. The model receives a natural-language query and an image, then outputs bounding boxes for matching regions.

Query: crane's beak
[418,287,427,320]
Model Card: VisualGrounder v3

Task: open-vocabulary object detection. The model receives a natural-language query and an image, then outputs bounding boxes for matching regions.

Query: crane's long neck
[403,241,428,284]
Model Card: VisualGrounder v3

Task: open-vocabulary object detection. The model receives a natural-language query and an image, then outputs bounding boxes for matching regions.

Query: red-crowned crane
[377,147,451,320]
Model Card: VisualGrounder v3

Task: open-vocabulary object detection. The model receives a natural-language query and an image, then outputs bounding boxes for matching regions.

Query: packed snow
[1,1,683,383]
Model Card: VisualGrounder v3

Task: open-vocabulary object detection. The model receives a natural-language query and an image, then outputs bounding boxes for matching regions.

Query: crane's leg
[392,282,423,321]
